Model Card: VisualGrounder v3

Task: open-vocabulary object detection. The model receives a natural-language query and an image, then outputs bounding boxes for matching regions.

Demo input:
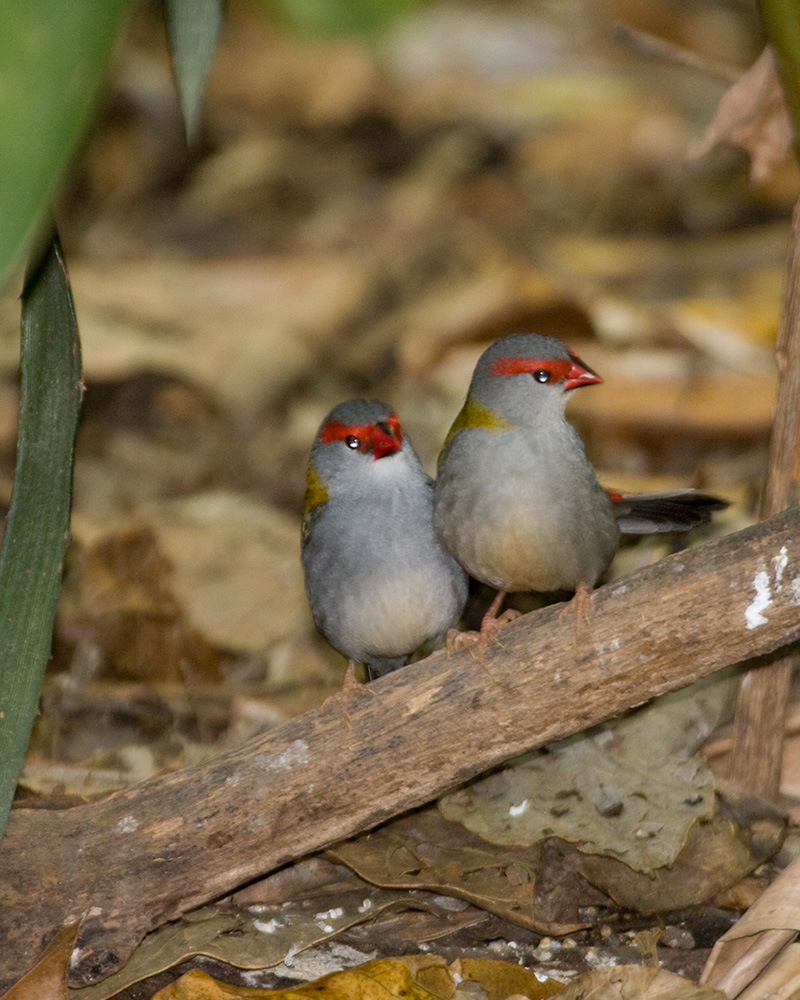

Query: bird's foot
[447,627,479,655]
[446,627,499,679]
[476,589,518,663]
[321,661,371,727]
[559,581,593,635]
[446,591,518,677]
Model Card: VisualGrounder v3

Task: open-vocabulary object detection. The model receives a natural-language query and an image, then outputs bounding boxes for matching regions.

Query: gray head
[305,398,422,508]
[467,333,602,427]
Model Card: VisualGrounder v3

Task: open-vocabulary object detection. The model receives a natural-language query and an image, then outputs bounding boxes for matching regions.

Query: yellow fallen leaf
[153,955,564,1000]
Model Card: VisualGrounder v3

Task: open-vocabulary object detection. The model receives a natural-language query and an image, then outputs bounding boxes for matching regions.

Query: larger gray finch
[302,398,468,680]
[433,333,727,640]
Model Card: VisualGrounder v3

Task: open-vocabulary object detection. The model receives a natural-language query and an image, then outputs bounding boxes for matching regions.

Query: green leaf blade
[0,234,83,840]
[166,0,222,143]
[0,0,131,291]
[760,0,800,159]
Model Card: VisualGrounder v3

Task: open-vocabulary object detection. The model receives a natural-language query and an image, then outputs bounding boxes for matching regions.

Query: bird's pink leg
[447,589,520,669]
[559,580,593,630]
[321,660,372,727]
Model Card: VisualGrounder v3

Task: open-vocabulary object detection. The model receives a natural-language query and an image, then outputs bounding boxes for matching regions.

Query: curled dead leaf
[691,47,793,185]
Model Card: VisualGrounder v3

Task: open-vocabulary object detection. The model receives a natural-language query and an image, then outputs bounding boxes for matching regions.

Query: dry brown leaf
[1,924,80,1000]
[702,853,800,996]
[56,525,221,683]
[559,966,724,1000]
[575,814,781,913]
[61,256,372,409]
[691,47,793,184]
[332,783,779,933]
[328,808,597,935]
[141,493,309,656]
[736,941,800,1000]
[68,858,487,1000]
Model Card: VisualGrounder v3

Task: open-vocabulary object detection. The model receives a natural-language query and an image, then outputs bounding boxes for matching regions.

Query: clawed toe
[321,661,370,727]
[446,627,480,654]
[445,589,520,677]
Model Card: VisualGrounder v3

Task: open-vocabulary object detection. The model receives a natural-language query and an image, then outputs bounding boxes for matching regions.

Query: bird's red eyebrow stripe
[319,413,402,444]
[489,357,574,379]
[320,419,368,443]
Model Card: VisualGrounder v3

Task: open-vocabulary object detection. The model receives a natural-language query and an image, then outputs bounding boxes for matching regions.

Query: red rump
[320,413,403,459]
[489,353,602,391]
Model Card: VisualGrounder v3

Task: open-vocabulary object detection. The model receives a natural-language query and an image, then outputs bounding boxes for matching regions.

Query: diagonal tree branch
[2,507,800,989]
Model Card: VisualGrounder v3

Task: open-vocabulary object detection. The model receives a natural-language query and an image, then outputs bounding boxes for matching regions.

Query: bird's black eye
[532,369,551,383]
[345,435,359,450]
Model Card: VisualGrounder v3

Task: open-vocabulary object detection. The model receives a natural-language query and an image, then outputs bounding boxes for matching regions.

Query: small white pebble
[253,918,282,934]
[585,948,619,969]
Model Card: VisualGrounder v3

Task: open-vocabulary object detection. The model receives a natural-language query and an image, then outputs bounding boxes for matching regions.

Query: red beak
[370,420,403,459]
[563,357,602,391]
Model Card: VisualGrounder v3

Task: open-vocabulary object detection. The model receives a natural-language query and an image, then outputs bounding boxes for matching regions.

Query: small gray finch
[433,333,727,647]
[302,398,468,681]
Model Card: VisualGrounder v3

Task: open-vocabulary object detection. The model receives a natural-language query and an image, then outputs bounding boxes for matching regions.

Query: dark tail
[609,488,729,535]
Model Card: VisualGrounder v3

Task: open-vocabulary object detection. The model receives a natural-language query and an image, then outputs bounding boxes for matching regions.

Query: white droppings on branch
[746,568,772,629]
[773,545,789,584]
[745,546,800,629]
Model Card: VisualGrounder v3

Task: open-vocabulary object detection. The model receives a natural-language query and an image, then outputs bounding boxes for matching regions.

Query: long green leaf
[0,234,83,840]
[166,0,222,143]
[760,0,800,157]
[0,0,131,291]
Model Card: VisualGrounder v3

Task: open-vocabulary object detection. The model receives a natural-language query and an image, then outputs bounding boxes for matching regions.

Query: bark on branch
[728,196,800,797]
[2,507,800,988]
